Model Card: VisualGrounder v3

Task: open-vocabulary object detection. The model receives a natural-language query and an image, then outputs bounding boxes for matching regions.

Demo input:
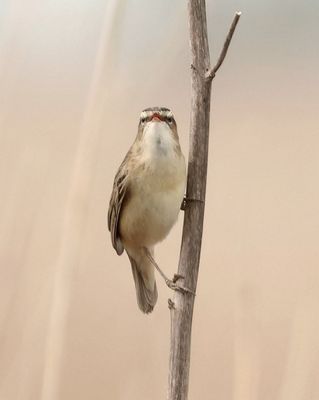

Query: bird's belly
[120,180,184,247]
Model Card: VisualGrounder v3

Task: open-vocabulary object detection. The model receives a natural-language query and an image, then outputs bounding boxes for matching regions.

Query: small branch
[206,11,241,81]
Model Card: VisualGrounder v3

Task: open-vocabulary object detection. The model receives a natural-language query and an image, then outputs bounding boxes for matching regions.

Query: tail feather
[128,254,158,314]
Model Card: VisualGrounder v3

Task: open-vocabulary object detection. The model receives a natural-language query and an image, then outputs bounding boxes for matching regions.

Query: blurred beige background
[1,0,319,399]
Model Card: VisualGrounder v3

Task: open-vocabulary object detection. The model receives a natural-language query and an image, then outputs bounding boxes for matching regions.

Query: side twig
[205,11,241,81]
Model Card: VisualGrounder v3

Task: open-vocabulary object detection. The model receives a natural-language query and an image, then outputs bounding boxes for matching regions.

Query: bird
[108,107,186,313]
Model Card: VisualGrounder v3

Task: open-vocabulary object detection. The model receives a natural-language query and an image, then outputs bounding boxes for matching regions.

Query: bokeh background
[1,0,319,399]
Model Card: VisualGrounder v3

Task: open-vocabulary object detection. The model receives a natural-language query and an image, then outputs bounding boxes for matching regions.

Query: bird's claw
[181,196,204,211]
[180,197,187,211]
[173,273,184,283]
[168,298,175,309]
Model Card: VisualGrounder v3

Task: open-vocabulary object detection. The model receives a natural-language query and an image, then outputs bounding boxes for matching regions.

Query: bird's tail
[128,251,158,314]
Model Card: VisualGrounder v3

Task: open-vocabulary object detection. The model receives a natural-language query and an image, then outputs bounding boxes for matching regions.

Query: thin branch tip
[206,11,241,81]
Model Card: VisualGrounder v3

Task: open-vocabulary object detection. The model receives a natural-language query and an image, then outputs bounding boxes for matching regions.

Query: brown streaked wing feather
[107,152,131,255]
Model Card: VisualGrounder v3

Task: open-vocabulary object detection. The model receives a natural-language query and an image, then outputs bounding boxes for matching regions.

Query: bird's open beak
[151,113,162,122]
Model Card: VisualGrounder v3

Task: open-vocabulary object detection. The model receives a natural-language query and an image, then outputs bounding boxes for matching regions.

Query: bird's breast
[119,150,186,247]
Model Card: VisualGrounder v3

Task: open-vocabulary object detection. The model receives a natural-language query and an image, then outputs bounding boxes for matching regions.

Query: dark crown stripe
[142,106,171,113]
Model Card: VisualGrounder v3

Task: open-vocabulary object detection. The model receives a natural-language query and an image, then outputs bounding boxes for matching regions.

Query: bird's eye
[166,117,173,124]
[140,117,147,124]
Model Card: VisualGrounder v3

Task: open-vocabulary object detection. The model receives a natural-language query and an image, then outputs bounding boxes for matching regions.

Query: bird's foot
[144,247,196,295]
[181,196,204,211]
[165,276,196,296]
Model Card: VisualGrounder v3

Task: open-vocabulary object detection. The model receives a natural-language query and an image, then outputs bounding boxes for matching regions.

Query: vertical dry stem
[168,2,241,399]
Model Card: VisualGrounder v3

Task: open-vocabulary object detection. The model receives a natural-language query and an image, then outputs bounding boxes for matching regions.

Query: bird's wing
[107,152,131,255]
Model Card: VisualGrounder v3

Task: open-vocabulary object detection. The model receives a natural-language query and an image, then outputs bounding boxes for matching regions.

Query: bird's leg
[144,248,195,296]
[144,247,170,283]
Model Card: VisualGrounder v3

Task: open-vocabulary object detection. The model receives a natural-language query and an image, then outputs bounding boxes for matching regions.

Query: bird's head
[139,107,176,127]
[136,107,179,146]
